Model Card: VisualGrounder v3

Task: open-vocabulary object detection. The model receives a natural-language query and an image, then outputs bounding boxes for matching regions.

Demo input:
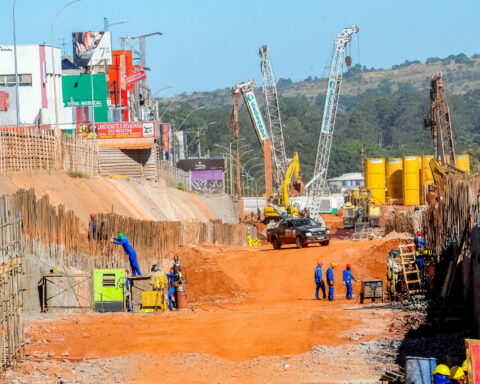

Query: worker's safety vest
[154,273,166,290]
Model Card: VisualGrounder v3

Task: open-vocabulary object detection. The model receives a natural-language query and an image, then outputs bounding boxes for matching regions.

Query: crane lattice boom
[259,45,288,190]
[308,25,359,213]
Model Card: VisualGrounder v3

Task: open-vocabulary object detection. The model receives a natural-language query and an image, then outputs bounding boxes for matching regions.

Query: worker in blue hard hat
[112,232,142,276]
[431,364,452,384]
[314,261,326,300]
[326,262,337,301]
[342,264,357,300]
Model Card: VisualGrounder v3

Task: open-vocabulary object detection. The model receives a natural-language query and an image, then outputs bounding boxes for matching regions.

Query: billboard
[125,70,147,85]
[244,90,268,140]
[77,122,155,139]
[177,158,225,172]
[73,31,112,67]
[191,170,224,194]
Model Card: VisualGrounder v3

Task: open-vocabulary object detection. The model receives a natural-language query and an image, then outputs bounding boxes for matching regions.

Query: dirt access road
[8,237,414,384]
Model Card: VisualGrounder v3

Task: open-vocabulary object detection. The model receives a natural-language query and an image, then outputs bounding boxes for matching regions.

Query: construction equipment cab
[266,216,331,249]
[342,188,380,228]
[263,152,302,222]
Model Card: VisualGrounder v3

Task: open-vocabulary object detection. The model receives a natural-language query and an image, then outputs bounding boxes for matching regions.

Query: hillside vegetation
[158,54,480,191]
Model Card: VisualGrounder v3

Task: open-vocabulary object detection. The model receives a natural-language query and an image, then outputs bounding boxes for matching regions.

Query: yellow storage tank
[456,154,470,173]
[365,158,386,204]
[420,155,434,204]
[386,158,403,203]
[403,156,420,206]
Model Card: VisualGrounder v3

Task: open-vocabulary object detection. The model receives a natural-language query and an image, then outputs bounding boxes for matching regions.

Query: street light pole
[50,0,82,135]
[12,0,20,129]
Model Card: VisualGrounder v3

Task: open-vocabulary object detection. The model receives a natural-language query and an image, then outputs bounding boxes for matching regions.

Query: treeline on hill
[158,84,480,190]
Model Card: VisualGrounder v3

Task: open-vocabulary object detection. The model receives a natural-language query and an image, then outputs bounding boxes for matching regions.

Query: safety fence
[158,160,191,191]
[0,130,98,176]
[61,135,99,176]
[0,195,25,373]
[0,131,192,186]
[0,130,56,173]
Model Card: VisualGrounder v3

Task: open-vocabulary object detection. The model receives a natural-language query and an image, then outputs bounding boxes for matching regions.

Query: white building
[0,44,73,129]
[328,172,364,193]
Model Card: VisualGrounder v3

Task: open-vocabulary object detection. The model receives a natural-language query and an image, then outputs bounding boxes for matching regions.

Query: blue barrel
[405,357,437,384]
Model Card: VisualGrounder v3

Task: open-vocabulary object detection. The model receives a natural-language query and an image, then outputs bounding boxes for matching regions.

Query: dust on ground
[7,237,427,384]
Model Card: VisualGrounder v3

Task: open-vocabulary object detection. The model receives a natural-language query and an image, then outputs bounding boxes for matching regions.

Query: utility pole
[120,32,162,121]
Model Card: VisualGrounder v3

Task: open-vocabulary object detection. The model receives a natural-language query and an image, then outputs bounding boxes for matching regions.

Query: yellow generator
[342,189,380,228]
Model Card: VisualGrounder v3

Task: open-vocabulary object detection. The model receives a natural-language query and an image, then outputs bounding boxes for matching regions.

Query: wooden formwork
[0,202,25,374]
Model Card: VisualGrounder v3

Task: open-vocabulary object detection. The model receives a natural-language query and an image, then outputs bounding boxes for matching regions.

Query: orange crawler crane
[230,80,273,217]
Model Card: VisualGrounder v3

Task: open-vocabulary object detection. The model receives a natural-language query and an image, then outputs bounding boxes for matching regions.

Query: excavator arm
[281,152,300,207]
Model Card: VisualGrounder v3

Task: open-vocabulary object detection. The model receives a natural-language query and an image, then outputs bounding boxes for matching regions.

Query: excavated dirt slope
[0,171,237,228]
[8,236,419,384]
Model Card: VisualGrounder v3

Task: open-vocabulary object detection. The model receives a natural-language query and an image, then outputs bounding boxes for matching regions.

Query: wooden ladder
[398,244,423,297]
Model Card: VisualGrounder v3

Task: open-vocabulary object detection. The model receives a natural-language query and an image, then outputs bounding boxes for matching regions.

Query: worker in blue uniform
[112,232,142,276]
[342,264,357,300]
[314,262,326,300]
[326,262,337,301]
[414,231,427,250]
[166,266,176,310]
[431,364,452,384]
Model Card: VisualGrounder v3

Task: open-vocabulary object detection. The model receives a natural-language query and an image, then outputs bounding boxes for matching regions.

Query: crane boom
[259,45,288,189]
[307,25,359,214]
[231,80,273,199]
[424,72,456,167]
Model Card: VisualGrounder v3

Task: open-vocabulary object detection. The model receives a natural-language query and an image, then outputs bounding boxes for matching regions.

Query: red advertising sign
[77,121,155,139]
[162,124,169,151]
[125,70,146,85]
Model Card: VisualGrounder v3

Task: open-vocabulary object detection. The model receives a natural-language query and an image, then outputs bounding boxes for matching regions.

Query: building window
[0,74,32,86]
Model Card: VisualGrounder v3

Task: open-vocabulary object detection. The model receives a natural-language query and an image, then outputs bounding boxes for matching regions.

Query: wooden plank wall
[98,146,157,179]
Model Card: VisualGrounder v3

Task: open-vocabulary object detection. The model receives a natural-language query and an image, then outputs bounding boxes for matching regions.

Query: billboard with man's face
[73,31,112,67]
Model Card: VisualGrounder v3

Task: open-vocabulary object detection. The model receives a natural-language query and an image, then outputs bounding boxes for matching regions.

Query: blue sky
[1,0,478,97]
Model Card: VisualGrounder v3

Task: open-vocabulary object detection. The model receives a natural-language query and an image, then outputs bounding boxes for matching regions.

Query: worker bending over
[166,267,176,310]
[342,264,357,300]
[314,262,326,300]
[326,262,336,301]
[112,232,142,276]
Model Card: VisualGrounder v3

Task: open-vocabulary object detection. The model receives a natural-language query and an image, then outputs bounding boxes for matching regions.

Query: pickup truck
[266,217,331,249]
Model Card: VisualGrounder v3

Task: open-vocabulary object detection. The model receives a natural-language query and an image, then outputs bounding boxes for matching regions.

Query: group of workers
[315,262,357,301]
[107,229,179,310]
[432,361,469,384]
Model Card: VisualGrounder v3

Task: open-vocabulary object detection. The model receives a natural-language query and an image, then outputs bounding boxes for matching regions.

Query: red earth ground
[7,236,414,384]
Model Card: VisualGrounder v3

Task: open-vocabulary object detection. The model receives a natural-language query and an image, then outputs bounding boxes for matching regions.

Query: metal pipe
[12,0,20,129]
[50,0,83,134]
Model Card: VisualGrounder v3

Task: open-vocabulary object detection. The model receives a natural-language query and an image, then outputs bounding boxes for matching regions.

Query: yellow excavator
[342,188,380,228]
[263,152,302,223]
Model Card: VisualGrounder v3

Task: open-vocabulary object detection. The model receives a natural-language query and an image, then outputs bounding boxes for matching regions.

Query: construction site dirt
[4,236,427,384]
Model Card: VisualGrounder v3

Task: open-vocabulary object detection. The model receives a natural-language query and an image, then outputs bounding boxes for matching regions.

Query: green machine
[93,269,126,312]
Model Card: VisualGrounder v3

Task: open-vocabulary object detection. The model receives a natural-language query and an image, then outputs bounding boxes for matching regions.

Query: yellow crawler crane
[263,152,302,222]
